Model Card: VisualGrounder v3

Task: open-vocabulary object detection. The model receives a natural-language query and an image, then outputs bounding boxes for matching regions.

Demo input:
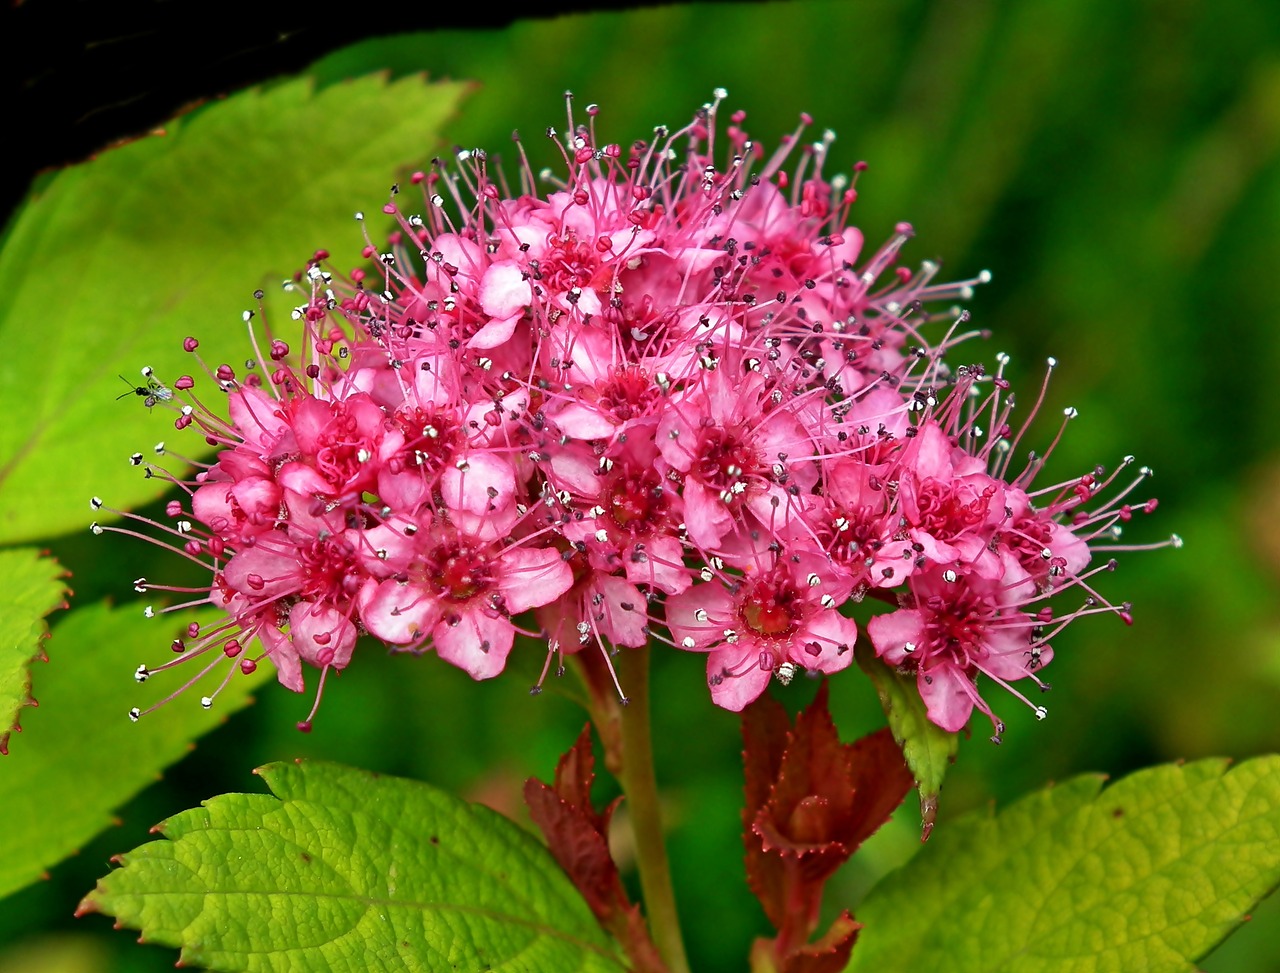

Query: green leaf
[81,760,628,973]
[846,756,1280,973]
[856,643,958,838]
[0,72,471,545]
[0,600,271,901]
[0,548,67,752]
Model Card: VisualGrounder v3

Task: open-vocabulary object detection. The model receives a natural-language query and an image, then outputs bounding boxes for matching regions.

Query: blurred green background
[4,1,1280,970]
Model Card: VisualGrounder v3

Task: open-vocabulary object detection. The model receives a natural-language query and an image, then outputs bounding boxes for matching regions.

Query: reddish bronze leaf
[742,691,795,931]
[741,684,912,966]
[780,911,860,973]
[524,724,667,973]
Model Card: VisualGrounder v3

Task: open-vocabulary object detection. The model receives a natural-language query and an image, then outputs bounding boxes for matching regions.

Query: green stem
[614,648,691,973]
[573,647,691,973]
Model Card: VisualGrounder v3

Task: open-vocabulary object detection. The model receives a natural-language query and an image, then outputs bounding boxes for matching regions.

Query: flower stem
[615,648,691,973]
[576,646,691,973]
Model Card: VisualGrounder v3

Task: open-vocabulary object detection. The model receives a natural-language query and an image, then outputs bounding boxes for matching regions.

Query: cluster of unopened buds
[93,92,1178,737]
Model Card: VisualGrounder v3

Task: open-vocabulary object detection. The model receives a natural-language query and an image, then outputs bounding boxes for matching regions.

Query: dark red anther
[183,337,199,352]
[174,375,194,390]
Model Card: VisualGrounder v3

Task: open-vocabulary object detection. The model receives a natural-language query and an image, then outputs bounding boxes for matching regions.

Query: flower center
[696,427,758,493]
[393,406,459,477]
[429,546,492,602]
[916,479,994,535]
[740,580,801,638]
[608,470,664,531]
[597,364,657,423]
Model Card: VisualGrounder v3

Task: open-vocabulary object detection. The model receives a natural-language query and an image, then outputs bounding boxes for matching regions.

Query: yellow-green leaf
[0,548,67,752]
[856,643,959,837]
[0,601,270,900]
[82,760,628,973]
[847,756,1280,972]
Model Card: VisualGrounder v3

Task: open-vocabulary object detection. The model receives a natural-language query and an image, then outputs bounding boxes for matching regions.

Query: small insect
[116,367,173,408]
[774,661,799,686]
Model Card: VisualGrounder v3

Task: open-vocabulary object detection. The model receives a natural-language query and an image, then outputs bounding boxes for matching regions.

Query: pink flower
[867,557,1049,738]
[666,550,857,711]
[95,93,1174,733]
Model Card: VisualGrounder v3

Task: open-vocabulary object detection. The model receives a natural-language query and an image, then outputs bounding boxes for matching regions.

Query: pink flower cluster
[99,94,1175,736]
